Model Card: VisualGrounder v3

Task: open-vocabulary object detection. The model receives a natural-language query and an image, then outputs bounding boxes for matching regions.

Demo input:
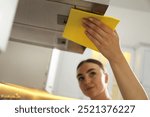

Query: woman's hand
[82,17,123,63]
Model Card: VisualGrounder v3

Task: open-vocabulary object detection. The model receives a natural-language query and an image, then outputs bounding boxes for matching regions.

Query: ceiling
[110,0,150,12]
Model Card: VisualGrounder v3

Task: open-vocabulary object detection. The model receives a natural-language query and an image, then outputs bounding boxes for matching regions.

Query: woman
[77,58,111,100]
[76,17,148,100]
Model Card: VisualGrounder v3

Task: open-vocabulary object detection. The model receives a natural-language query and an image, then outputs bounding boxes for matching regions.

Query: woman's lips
[85,87,94,92]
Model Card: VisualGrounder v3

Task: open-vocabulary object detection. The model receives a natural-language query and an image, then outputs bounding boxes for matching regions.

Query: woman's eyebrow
[77,68,95,78]
[86,68,95,73]
[77,73,82,78]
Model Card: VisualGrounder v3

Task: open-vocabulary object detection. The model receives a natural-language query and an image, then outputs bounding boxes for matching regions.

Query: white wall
[0,41,52,90]
[52,50,84,99]
[105,5,150,47]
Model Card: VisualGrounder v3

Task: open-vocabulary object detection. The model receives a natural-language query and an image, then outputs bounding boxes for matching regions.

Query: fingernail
[85,30,90,34]
[85,31,88,35]
[89,18,93,21]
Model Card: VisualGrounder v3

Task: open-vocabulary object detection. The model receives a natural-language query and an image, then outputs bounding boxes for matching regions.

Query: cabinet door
[142,50,150,87]
[135,46,150,98]
[0,41,52,90]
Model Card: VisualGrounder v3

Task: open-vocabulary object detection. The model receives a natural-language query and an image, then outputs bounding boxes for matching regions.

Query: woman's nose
[84,77,91,85]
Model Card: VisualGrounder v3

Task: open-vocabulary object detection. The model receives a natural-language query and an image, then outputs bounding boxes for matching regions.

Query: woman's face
[77,62,107,98]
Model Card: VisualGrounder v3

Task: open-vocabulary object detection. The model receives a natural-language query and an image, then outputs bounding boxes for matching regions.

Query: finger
[82,22,89,29]
[88,17,113,34]
[85,31,102,50]
[83,21,108,46]
[82,18,107,38]
[85,28,104,45]
[82,20,103,41]
[114,30,119,38]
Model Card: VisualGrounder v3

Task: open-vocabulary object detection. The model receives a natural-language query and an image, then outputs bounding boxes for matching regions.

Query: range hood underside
[11,0,109,53]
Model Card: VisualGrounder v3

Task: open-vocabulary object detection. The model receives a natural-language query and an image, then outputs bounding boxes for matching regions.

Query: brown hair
[77,58,105,71]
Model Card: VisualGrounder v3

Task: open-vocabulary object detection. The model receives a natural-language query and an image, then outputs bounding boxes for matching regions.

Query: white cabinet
[0,0,18,52]
[46,49,86,99]
[0,41,52,90]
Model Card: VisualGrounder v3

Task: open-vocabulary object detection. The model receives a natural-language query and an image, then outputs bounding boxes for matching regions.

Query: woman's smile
[85,86,95,92]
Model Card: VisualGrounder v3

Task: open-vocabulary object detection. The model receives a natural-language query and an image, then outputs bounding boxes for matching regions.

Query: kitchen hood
[10,0,110,53]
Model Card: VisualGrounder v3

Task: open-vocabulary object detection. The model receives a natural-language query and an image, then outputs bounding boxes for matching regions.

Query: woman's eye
[78,77,84,81]
[89,72,96,77]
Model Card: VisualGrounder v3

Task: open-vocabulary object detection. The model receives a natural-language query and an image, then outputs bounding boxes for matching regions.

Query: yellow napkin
[63,8,120,51]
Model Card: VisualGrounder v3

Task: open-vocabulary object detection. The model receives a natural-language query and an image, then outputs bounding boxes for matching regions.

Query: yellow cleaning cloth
[63,8,120,51]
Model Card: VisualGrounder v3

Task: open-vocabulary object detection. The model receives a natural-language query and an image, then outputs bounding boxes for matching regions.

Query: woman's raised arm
[82,17,148,100]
